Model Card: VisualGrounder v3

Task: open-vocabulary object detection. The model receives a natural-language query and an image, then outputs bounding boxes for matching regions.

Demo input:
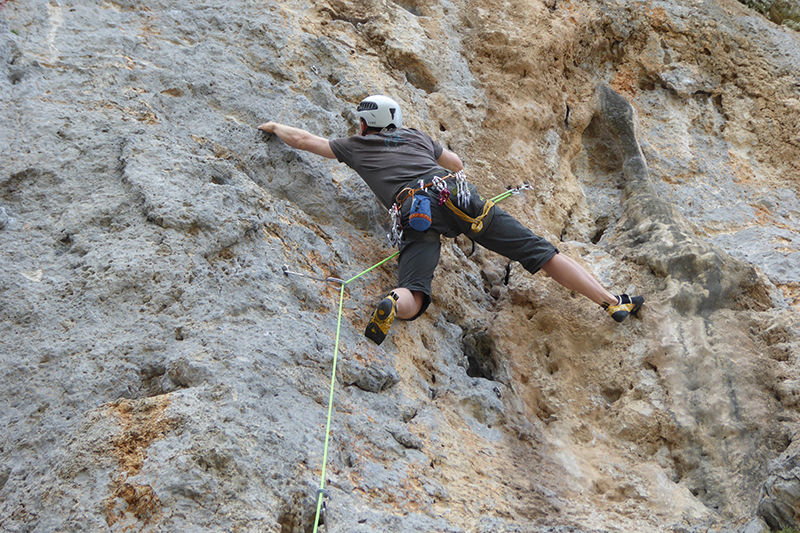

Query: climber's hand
[258,122,277,134]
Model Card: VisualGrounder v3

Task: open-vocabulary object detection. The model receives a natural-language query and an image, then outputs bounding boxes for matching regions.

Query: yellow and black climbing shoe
[604,294,644,323]
[365,292,399,345]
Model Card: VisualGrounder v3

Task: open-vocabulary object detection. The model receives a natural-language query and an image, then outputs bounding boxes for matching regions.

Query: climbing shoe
[365,292,399,345]
[604,294,644,323]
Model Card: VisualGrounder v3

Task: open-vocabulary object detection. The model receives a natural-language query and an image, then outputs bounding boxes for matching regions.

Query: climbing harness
[300,181,531,533]
[389,171,481,245]
[388,173,534,246]
[388,172,455,246]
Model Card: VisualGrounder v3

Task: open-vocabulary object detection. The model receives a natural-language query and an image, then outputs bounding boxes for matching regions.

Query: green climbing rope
[311,254,405,532]
[344,250,400,285]
[312,283,345,533]
[310,184,530,532]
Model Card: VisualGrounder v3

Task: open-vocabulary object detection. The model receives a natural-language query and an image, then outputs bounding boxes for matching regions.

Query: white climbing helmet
[356,95,403,129]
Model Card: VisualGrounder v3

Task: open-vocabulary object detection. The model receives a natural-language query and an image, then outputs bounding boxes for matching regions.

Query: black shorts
[397,182,559,320]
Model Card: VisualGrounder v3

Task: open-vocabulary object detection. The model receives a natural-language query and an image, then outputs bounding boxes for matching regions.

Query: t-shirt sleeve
[329,137,353,165]
[417,130,443,160]
[431,138,444,160]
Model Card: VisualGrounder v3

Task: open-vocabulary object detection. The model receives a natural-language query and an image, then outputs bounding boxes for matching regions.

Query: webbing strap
[444,197,495,233]
[310,183,528,532]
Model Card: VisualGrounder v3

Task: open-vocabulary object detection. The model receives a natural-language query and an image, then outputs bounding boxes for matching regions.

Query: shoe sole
[611,296,645,323]
[365,298,395,345]
[375,299,394,319]
[364,324,386,345]
[630,296,644,317]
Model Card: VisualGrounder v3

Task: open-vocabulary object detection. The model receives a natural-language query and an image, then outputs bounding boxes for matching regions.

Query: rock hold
[340,353,400,393]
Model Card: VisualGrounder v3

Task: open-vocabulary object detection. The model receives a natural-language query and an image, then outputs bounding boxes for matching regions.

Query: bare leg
[391,288,424,319]
[541,254,617,307]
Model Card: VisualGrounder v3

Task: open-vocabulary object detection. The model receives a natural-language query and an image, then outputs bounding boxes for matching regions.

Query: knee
[393,288,424,319]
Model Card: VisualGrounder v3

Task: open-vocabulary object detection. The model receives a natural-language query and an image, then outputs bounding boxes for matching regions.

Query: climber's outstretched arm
[258,121,336,159]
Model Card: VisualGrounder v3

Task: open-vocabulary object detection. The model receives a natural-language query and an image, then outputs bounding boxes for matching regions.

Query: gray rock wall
[1,1,799,532]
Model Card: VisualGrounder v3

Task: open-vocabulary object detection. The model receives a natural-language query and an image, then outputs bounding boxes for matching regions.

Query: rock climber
[259,95,643,345]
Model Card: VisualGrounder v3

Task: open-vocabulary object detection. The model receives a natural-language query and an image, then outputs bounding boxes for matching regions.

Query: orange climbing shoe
[365,292,398,345]
[604,294,644,323]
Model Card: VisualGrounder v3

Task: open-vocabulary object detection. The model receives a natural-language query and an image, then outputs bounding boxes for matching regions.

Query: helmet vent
[357,101,378,111]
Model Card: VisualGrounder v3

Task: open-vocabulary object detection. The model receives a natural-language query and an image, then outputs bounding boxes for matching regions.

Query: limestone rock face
[739,0,800,30]
[1,1,799,532]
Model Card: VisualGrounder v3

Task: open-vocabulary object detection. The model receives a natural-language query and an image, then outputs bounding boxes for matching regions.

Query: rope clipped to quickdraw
[311,282,345,533]
[307,181,531,532]
[492,182,533,203]
[456,182,533,234]
[310,251,398,533]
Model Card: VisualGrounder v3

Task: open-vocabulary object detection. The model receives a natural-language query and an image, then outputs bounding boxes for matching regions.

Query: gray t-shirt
[329,128,445,209]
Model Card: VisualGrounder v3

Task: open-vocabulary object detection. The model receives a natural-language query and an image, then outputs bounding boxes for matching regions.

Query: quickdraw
[454,171,471,207]
[387,203,403,247]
